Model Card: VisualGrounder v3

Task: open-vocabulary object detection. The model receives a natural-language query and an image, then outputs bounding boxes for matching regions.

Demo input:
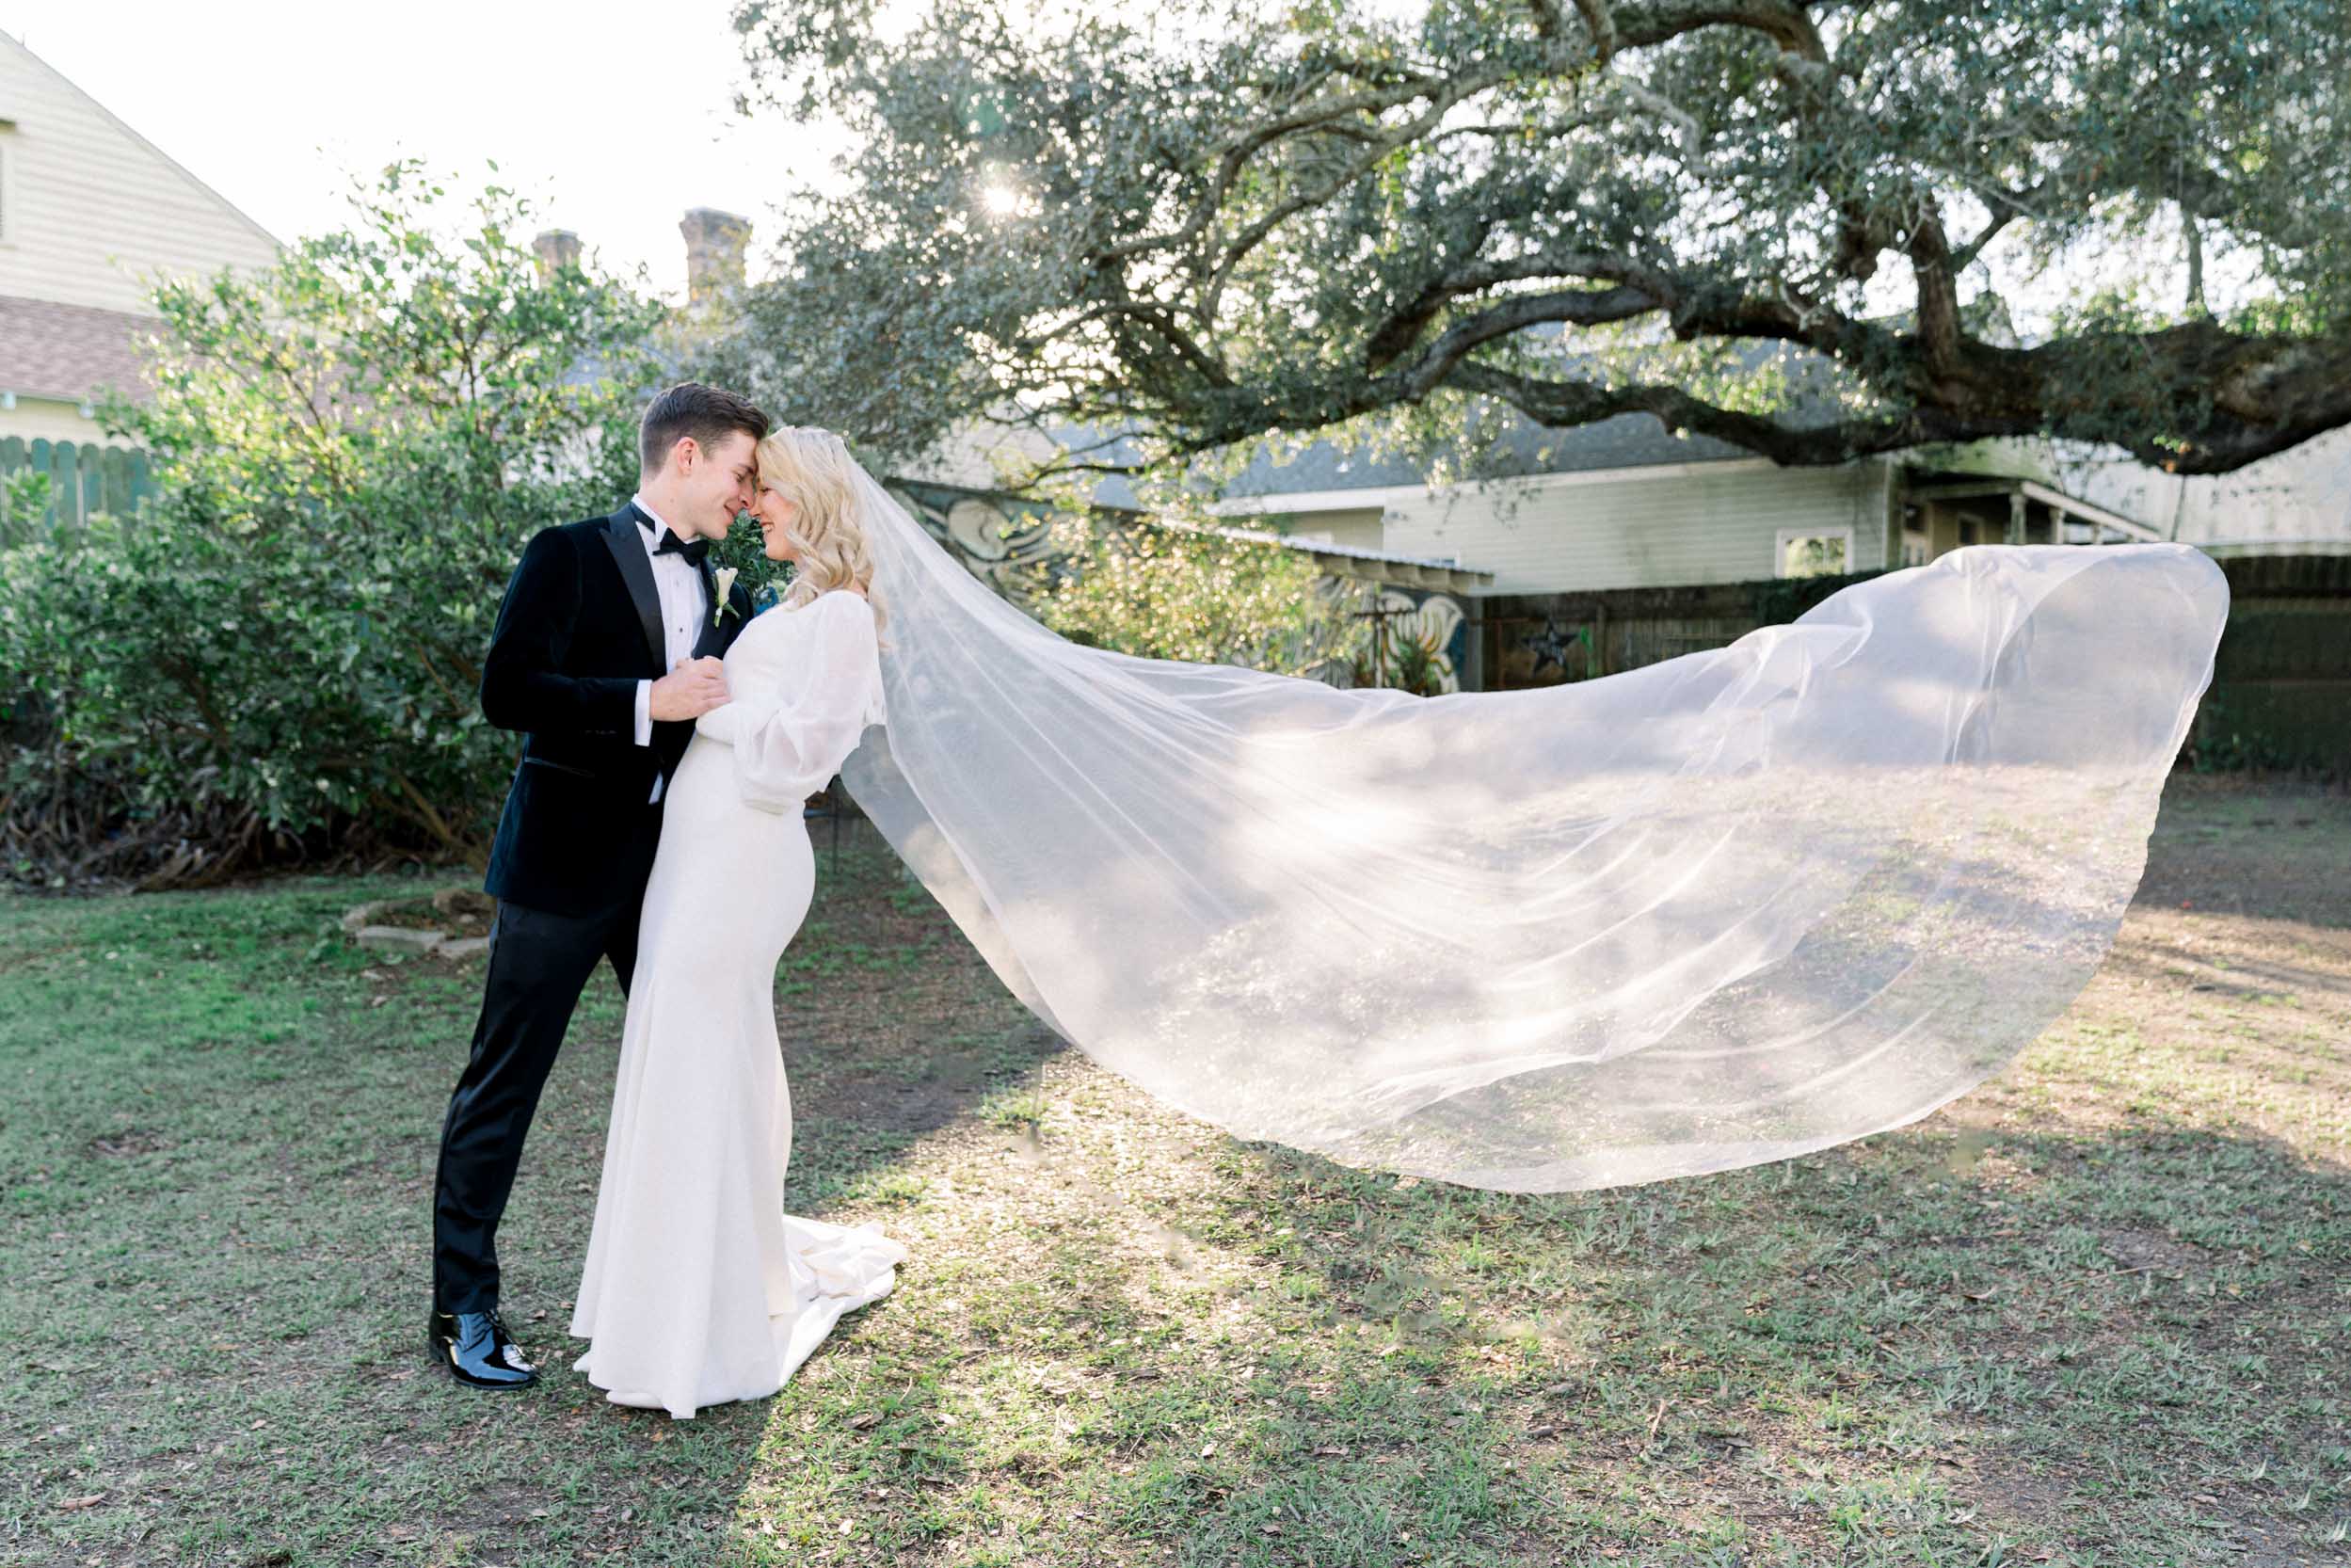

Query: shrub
[1019,512,1359,678]
[0,164,669,887]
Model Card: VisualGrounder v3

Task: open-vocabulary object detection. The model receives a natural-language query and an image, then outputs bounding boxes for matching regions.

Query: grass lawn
[4,775,2346,1568]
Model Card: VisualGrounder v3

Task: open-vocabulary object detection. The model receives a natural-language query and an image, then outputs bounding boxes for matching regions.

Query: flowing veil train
[831,466,2229,1192]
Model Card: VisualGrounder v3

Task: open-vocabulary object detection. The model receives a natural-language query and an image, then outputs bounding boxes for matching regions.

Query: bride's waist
[665,740,814,821]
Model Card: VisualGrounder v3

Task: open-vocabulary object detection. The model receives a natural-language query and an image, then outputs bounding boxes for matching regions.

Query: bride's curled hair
[757,424,885,631]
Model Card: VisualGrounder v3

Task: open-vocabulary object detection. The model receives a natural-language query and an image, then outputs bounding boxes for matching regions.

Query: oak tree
[717,0,2351,486]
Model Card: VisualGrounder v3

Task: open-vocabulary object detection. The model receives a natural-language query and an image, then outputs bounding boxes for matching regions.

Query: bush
[1018,511,1360,678]
[0,165,671,888]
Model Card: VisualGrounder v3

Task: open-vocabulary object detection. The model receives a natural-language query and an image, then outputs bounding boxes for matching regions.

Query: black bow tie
[650,528,710,568]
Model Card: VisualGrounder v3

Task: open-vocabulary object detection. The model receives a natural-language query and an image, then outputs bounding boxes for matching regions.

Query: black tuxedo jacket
[479,501,757,914]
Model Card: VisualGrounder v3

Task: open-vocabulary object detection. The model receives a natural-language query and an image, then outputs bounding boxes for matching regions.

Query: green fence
[2189,552,2351,774]
[0,437,157,537]
[1480,553,2351,775]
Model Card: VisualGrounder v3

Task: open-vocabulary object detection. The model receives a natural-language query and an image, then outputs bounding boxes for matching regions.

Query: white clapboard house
[2077,427,2351,559]
[1181,330,2347,587]
[1194,396,2163,596]
[0,32,280,520]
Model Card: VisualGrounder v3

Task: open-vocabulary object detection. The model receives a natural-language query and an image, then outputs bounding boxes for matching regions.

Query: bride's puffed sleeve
[693,593,886,814]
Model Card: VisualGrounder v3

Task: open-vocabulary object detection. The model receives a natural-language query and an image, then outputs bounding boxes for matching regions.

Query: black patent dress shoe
[426,1306,538,1389]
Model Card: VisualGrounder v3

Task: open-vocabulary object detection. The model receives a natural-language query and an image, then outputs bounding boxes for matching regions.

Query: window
[1775,526,1853,579]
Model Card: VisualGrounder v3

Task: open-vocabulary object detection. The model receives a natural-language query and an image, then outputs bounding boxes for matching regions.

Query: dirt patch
[2095,1225,2213,1273]
[361,888,496,936]
[86,1128,172,1159]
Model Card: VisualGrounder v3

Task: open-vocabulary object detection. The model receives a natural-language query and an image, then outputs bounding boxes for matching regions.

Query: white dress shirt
[631,492,712,804]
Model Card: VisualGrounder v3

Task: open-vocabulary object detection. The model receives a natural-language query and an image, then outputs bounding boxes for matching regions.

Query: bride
[568,425,903,1419]
[568,419,2229,1418]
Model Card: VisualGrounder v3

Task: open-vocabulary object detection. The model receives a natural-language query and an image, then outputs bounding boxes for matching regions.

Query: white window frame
[1774,525,1855,580]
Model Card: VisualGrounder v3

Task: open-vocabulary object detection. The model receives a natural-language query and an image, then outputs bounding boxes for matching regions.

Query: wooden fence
[1478,570,1879,690]
[2191,552,2351,773]
[0,438,157,536]
[1477,553,2350,774]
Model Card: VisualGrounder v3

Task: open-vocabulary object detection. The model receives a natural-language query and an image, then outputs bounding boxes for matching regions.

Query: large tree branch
[1429,324,2351,475]
[1365,246,1678,367]
[1029,296,1237,390]
[1445,359,1985,463]
[1200,71,1509,325]
[1035,312,2351,484]
[1090,66,1480,270]
[1609,0,1826,59]
[1096,0,1837,289]
[1904,209,1966,382]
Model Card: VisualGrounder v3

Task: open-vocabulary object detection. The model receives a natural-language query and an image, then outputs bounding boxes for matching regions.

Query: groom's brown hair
[638,382,771,473]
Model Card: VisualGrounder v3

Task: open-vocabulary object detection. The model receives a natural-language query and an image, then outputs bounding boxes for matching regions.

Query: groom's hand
[648,657,728,722]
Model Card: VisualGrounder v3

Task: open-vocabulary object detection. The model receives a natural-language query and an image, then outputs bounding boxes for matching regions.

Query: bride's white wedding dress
[568,588,904,1419]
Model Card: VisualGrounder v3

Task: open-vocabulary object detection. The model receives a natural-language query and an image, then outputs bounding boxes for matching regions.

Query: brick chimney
[531,230,583,279]
[680,208,751,307]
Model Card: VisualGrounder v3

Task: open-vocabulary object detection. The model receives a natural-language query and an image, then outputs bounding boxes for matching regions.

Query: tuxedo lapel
[600,506,666,671]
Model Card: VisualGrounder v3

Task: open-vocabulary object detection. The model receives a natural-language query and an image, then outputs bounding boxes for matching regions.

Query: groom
[427,382,769,1389]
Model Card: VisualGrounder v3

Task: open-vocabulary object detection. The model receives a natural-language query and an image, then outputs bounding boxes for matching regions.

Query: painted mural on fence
[1324,581,1468,696]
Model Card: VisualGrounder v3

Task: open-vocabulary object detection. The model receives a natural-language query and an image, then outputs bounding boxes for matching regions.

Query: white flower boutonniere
[712,566,739,627]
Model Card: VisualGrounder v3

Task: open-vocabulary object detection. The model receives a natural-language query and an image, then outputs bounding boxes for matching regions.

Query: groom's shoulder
[552,517,608,544]
[516,509,628,560]
[555,506,632,543]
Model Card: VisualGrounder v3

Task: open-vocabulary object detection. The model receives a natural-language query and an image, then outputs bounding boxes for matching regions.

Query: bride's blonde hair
[758,424,884,630]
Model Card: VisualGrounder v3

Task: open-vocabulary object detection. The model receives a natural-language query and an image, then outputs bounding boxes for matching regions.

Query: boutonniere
[712,566,739,627]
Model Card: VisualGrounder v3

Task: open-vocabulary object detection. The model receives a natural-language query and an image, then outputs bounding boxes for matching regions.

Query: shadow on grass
[1166,1112,2349,1565]
[711,790,2351,1567]
[0,838,1072,1567]
[8,775,2348,1566]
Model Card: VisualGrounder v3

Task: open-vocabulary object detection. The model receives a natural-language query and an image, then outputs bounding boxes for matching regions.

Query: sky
[2,0,852,299]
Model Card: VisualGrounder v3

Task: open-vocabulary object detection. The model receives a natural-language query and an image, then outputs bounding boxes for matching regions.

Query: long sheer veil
[833,463,2230,1192]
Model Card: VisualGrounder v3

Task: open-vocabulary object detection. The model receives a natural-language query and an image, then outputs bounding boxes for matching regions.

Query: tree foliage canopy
[718,0,2351,485]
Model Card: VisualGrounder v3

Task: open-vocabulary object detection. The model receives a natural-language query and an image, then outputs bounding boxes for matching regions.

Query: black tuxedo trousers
[431,504,754,1315]
[431,823,656,1313]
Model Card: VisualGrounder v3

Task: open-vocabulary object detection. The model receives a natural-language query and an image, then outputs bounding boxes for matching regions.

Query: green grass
[4,776,2347,1567]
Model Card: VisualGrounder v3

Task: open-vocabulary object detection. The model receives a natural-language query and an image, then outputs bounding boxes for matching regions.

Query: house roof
[1,34,280,254]
[888,475,1497,592]
[1048,339,1847,507]
[0,295,157,404]
[1222,410,1758,497]
[1193,520,1476,572]
[1194,521,1495,592]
